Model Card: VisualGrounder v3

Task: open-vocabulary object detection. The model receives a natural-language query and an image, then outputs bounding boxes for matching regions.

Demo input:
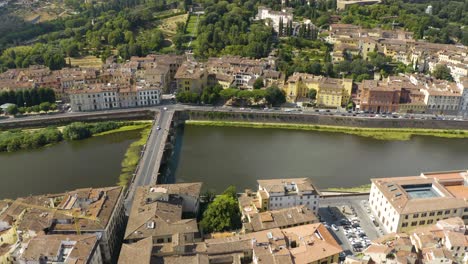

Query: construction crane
[4,198,101,235]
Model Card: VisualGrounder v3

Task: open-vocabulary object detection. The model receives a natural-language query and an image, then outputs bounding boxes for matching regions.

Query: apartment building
[119,223,343,264]
[285,73,352,107]
[124,183,202,244]
[357,80,401,113]
[422,89,461,115]
[15,234,103,264]
[256,6,293,33]
[257,178,321,214]
[459,79,468,117]
[369,170,468,233]
[68,83,161,111]
[360,217,467,263]
[242,205,318,233]
[175,61,208,93]
[206,56,283,90]
[0,186,125,263]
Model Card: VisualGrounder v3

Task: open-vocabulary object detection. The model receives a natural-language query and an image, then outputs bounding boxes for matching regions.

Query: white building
[422,88,461,114]
[458,81,468,117]
[69,83,161,111]
[369,170,468,233]
[256,6,293,33]
[257,178,321,215]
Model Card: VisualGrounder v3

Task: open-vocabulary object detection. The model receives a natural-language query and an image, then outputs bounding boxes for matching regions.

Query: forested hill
[0,0,466,73]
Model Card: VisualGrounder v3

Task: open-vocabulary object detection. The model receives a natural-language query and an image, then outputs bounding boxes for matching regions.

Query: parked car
[331,224,339,231]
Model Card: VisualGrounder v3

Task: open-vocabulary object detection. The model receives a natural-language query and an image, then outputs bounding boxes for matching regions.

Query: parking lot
[318,195,386,257]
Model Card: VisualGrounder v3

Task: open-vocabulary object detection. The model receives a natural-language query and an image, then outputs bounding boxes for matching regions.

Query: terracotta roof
[244,206,318,232]
[118,237,153,264]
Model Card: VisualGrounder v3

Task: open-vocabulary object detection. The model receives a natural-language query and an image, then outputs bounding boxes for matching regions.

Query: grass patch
[325,184,371,193]
[67,56,103,68]
[158,13,188,35]
[118,124,152,188]
[185,120,468,141]
[93,122,151,137]
[186,14,203,36]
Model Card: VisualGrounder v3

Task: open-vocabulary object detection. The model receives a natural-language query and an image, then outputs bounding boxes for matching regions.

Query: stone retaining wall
[179,110,468,130]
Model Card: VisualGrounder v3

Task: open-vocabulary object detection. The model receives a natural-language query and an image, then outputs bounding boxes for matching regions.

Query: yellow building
[316,83,343,108]
[284,73,321,101]
[285,73,353,107]
[398,102,427,114]
[174,61,208,93]
[208,73,234,89]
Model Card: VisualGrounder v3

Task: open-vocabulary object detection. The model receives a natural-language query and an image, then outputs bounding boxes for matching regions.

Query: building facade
[369,170,468,233]
[68,83,161,112]
[257,178,321,215]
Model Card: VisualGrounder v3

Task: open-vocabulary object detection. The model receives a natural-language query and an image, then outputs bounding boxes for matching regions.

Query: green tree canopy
[200,186,242,233]
[308,89,317,100]
[432,64,454,81]
[5,104,18,115]
[253,77,264,90]
[62,122,92,140]
[265,85,286,106]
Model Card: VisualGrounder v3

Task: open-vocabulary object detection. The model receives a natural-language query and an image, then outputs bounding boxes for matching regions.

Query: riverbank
[185,120,468,140]
[93,121,152,136]
[0,121,150,153]
[118,124,152,188]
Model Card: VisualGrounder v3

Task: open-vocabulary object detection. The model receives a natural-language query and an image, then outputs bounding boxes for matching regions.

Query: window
[437,211,443,216]
[413,213,419,218]
[429,212,435,216]
[421,213,427,217]
[402,222,408,227]
[444,210,450,215]
[404,215,409,220]
[427,219,433,224]
[419,220,425,225]
[411,221,417,226]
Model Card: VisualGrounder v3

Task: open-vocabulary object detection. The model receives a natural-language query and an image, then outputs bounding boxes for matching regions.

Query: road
[124,109,174,213]
[1,103,467,126]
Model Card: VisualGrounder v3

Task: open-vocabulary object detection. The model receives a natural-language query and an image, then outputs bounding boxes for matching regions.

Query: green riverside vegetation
[117,123,151,188]
[0,121,146,152]
[186,120,468,141]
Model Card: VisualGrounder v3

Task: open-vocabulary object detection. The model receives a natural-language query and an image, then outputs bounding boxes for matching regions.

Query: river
[173,125,468,193]
[0,130,140,199]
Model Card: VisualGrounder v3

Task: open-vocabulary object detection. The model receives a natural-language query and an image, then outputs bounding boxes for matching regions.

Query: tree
[200,188,242,233]
[62,122,91,140]
[219,88,239,101]
[253,78,264,90]
[308,89,317,100]
[176,91,200,104]
[222,185,237,198]
[265,85,286,106]
[22,90,32,106]
[5,104,18,115]
[39,102,51,112]
[201,84,223,104]
[173,33,185,51]
[432,64,454,81]
[30,88,40,106]
[202,190,216,203]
